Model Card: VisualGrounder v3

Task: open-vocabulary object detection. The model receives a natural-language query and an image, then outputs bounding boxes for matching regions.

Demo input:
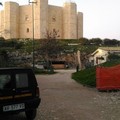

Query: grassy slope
[72,60,120,87]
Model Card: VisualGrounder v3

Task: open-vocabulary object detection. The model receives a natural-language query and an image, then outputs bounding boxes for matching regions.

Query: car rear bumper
[25,97,41,110]
[0,97,41,114]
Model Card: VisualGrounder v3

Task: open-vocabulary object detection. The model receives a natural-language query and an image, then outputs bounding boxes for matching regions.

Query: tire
[25,109,37,120]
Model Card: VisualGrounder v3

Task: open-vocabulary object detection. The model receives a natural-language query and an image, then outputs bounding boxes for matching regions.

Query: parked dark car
[0,68,41,120]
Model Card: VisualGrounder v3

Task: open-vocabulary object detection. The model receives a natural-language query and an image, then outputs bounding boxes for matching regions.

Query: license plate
[3,103,25,112]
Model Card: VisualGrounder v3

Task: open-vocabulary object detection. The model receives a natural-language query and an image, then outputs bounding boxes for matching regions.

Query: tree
[38,29,64,69]
[108,54,120,61]
[103,38,119,46]
[111,39,119,46]
[79,37,89,45]
[0,50,8,67]
[89,38,102,46]
[0,37,5,41]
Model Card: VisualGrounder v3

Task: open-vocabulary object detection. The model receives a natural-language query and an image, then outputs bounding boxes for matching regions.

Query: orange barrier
[96,65,120,90]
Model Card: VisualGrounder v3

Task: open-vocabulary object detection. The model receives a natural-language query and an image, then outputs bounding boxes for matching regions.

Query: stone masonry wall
[0,0,83,39]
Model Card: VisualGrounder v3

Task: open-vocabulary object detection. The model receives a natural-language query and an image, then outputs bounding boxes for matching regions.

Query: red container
[96,65,120,90]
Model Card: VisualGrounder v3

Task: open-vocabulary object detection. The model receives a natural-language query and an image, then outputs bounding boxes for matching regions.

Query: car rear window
[15,73,28,88]
[0,74,12,90]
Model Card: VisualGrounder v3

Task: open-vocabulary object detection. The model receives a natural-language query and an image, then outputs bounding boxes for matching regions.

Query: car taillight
[36,87,40,97]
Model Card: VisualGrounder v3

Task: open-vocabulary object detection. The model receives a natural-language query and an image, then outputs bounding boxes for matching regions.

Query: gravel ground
[35,69,120,120]
[1,69,120,120]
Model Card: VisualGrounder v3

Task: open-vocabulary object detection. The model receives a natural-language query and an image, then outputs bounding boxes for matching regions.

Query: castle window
[52,17,56,22]
[25,15,29,21]
[27,28,29,33]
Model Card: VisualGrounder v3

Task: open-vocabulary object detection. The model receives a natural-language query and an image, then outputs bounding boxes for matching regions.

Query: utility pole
[28,0,37,71]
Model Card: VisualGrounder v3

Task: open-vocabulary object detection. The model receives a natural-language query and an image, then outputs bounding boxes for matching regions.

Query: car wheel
[25,109,37,120]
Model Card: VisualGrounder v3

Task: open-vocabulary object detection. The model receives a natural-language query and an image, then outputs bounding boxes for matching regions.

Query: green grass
[72,59,120,87]
[72,67,96,87]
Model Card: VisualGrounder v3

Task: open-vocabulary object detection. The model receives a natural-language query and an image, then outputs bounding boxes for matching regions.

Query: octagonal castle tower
[0,0,83,39]
[63,2,77,39]
[0,2,19,38]
[34,0,48,38]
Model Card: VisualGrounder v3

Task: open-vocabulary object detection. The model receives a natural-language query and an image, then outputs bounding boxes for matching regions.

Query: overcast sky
[0,0,120,40]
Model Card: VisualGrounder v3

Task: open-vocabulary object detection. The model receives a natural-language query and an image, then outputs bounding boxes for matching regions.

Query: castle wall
[0,0,83,40]
[63,2,77,39]
[77,12,83,39]
[0,10,4,37]
[48,5,63,38]
[19,5,32,38]
[4,2,19,39]
[34,0,48,39]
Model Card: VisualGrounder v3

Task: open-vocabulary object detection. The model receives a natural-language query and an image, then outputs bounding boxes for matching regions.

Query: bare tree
[38,29,64,69]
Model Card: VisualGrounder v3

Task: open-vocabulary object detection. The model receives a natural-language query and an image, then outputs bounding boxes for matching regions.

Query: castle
[0,0,83,39]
